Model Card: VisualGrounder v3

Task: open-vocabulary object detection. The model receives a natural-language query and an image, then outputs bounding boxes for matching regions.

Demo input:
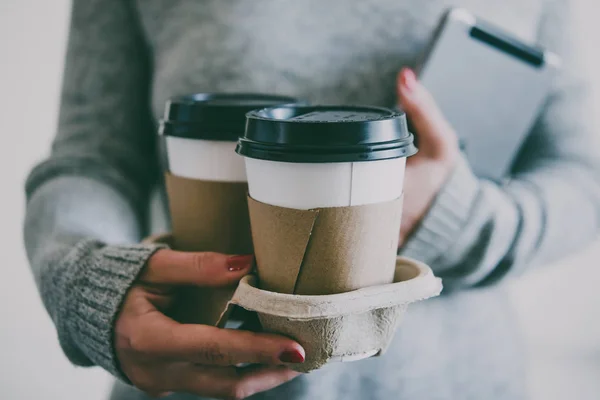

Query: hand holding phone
[417,8,561,181]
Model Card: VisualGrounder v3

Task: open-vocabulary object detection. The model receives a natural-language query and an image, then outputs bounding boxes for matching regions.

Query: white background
[0,1,599,399]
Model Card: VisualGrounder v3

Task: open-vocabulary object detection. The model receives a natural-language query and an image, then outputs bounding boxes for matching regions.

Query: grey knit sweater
[24,1,600,399]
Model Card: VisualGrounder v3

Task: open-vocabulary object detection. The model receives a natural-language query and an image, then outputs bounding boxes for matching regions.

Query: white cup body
[166,136,246,182]
[244,157,406,209]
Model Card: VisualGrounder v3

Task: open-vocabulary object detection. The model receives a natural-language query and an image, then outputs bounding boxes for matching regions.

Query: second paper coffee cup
[236,105,417,295]
[158,93,299,326]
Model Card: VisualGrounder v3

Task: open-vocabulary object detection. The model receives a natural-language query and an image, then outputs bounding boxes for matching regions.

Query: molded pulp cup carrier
[144,233,442,372]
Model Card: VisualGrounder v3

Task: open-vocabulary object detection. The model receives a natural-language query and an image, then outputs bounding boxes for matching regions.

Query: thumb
[141,249,253,287]
[397,68,458,158]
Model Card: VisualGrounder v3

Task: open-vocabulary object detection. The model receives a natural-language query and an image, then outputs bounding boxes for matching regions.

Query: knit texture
[24,0,600,399]
[400,156,480,268]
[54,240,164,378]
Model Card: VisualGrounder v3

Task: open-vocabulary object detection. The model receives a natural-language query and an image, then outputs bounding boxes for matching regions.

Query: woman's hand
[397,68,460,245]
[115,250,305,399]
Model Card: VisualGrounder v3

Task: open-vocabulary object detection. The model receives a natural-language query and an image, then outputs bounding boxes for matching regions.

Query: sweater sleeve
[399,0,600,289]
[23,0,165,378]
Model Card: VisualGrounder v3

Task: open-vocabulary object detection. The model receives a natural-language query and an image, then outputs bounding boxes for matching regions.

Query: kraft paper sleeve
[247,195,404,295]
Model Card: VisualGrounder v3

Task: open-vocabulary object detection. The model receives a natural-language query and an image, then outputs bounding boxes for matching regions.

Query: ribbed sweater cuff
[64,240,167,380]
[399,156,480,265]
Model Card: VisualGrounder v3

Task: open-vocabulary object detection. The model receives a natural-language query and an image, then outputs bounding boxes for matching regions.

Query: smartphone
[416,8,561,181]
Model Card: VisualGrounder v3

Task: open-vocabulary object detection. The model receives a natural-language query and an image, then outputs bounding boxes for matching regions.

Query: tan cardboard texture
[247,196,404,295]
[227,256,442,372]
[164,173,253,326]
[165,173,253,253]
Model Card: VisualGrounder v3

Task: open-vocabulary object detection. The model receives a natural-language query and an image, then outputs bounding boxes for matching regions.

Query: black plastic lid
[159,93,300,141]
[236,105,417,163]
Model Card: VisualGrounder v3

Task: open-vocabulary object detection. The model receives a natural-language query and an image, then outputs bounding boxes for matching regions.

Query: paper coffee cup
[236,105,417,295]
[158,93,301,325]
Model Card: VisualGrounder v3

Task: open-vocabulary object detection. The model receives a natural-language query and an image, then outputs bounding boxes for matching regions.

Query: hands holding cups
[396,68,460,245]
[114,250,304,399]
[116,70,457,398]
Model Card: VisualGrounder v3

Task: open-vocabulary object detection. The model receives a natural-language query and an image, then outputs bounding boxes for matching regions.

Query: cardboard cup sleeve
[247,195,406,295]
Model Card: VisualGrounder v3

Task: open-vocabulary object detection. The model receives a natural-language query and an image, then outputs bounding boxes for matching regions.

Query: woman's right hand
[114,249,305,399]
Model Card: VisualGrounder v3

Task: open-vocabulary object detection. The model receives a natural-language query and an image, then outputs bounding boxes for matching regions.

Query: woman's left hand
[396,68,460,245]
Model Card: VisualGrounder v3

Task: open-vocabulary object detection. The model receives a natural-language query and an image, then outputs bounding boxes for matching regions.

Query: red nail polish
[227,255,253,271]
[401,68,417,92]
[279,349,305,364]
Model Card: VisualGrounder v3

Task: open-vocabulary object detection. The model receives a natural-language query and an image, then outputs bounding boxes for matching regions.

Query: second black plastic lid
[159,93,300,141]
[236,105,417,163]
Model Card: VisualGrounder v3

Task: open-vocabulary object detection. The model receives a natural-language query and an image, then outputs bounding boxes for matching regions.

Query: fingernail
[279,349,305,364]
[227,255,253,271]
[401,68,417,92]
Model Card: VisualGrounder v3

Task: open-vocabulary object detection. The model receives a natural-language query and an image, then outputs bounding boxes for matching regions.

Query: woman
[24,0,600,399]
